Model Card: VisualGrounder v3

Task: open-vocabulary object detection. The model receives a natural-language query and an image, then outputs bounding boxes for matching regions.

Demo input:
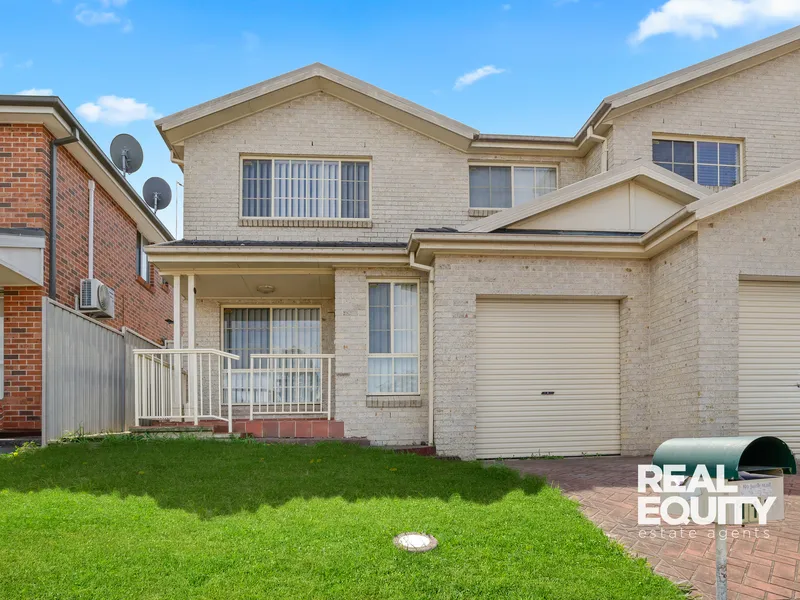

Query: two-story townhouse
[146,25,800,459]
[0,95,173,434]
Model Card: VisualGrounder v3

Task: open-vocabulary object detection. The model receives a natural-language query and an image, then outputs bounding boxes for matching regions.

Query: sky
[3,0,800,238]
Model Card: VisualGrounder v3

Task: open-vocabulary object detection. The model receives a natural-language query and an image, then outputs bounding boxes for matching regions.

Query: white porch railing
[248,354,334,419]
[133,349,239,432]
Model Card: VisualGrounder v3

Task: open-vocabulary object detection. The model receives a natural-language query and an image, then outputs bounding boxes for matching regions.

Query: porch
[133,271,337,433]
[140,242,432,448]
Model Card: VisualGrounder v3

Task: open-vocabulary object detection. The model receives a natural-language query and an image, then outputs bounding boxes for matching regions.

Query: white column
[172,275,182,416]
[187,274,197,424]
[187,274,196,350]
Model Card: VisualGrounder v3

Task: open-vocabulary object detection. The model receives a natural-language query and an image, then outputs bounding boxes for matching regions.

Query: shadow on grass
[0,437,546,518]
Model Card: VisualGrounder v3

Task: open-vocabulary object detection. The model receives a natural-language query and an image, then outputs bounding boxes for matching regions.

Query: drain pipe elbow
[586,125,609,173]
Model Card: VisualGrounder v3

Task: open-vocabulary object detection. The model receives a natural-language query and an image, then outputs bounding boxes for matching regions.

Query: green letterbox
[653,435,796,481]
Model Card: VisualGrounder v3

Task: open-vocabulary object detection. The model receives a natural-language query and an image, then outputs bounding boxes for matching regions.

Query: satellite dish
[142,177,172,212]
[110,133,143,176]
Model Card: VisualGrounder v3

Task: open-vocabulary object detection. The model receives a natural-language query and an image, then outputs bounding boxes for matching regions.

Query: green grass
[0,438,683,600]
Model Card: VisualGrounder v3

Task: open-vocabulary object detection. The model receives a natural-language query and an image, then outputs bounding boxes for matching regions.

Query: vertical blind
[368,282,419,394]
[469,165,558,209]
[242,158,369,218]
[223,307,321,403]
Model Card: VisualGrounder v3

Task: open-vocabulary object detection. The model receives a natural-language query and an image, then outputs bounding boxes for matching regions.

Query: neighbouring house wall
[694,181,800,437]
[0,124,172,432]
[182,92,586,242]
[646,235,701,445]
[432,254,650,459]
[334,267,429,446]
[609,48,800,180]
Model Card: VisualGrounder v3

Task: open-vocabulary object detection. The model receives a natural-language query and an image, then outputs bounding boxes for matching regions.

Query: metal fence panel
[42,299,126,444]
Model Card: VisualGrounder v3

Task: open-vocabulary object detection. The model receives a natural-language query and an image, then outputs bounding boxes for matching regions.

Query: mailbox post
[653,436,796,600]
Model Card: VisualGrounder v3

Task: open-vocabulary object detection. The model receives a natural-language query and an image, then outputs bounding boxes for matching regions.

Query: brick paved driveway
[504,456,800,599]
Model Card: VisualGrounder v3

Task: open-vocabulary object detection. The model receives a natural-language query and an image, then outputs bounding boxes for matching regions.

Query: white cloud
[242,31,260,52]
[75,4,120,26]
[631,0,800,44]
[15,59,33,69]
[122,19,133,33]
[453,65,506,90]
[76,95,160,125]
[502,4,511,10]
[100,0,128,6]
[17,88,53,96]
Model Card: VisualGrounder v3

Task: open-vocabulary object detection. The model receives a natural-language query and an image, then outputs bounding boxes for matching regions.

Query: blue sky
[3,0,800,237]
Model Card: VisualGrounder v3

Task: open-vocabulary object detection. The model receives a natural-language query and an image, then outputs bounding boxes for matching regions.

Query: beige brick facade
[169,42,800,458]
[182,92,584,243]
[608,49,800,179]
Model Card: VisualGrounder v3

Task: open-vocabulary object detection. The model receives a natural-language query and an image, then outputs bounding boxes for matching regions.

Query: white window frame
[136,233,149,282]
[652,135,743,187]
[468,162,559,209]
[367,279,421,396]
[239,156,372,220]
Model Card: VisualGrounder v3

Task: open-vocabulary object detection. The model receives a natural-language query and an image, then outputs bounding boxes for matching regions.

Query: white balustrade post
[227,357,233,433]
[187,274,197,425]
[172,274,182,417]
[327,357,332,421]
[134,353,140,426]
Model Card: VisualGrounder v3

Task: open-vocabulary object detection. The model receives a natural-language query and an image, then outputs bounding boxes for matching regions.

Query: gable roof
[462,161,711,233]
[155,26,800,162]
[156,63,479,160]
[0,95,173,243]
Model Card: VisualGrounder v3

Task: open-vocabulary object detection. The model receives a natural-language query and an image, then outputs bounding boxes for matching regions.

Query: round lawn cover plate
[393,532,438,553]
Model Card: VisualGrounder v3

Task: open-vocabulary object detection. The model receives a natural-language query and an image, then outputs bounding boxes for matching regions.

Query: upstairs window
[469,165,557,209]
[242,158,370,219]
[653,139,741,187]
[136,232,149,282]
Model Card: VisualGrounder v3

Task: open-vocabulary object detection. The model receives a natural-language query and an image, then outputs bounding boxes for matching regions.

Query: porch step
[253,437,370,447]
[138,419,347,440]
[389,445,436,457]
[232,419,346,439]
[130,425,247,440]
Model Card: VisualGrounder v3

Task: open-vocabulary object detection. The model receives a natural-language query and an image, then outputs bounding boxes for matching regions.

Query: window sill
[366,395,422,409]
[239,218,372,228]
[136,276,154,292]
[468,208,504,217]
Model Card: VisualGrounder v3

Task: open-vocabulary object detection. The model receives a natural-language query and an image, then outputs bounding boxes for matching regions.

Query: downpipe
[408,251,435,447]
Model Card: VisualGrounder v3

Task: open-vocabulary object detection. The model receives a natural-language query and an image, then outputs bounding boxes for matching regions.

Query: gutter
[49,130,80,298]
[0,95,173,242]
[408,251,435,447]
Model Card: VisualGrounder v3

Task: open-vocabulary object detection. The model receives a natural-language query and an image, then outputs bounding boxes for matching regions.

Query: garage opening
[739,280,800,452]
[475,297,621,459]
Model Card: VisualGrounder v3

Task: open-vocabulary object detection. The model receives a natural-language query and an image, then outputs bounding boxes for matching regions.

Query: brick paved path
[504,456,800,599]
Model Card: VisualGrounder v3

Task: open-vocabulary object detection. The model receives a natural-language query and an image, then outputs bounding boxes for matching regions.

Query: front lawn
[0,438,682,599]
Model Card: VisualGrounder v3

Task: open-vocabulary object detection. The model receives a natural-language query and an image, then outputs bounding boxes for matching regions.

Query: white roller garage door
[739,281,800,451]
[475,298,621,459]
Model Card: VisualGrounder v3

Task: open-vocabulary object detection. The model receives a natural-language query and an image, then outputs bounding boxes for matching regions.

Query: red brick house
[0,95,173,434]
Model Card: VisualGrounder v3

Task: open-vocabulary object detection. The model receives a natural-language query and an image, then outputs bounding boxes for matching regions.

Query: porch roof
[146,239,410,274]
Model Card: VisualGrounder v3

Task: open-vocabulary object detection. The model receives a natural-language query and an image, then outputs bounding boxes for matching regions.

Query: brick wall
[431,255,650,459]
[1,124,172,431]
[694,181,800,437]
[182,92,586,243]
[647,236,701,445]
[608,48,800,180]
[334,267,429,446]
